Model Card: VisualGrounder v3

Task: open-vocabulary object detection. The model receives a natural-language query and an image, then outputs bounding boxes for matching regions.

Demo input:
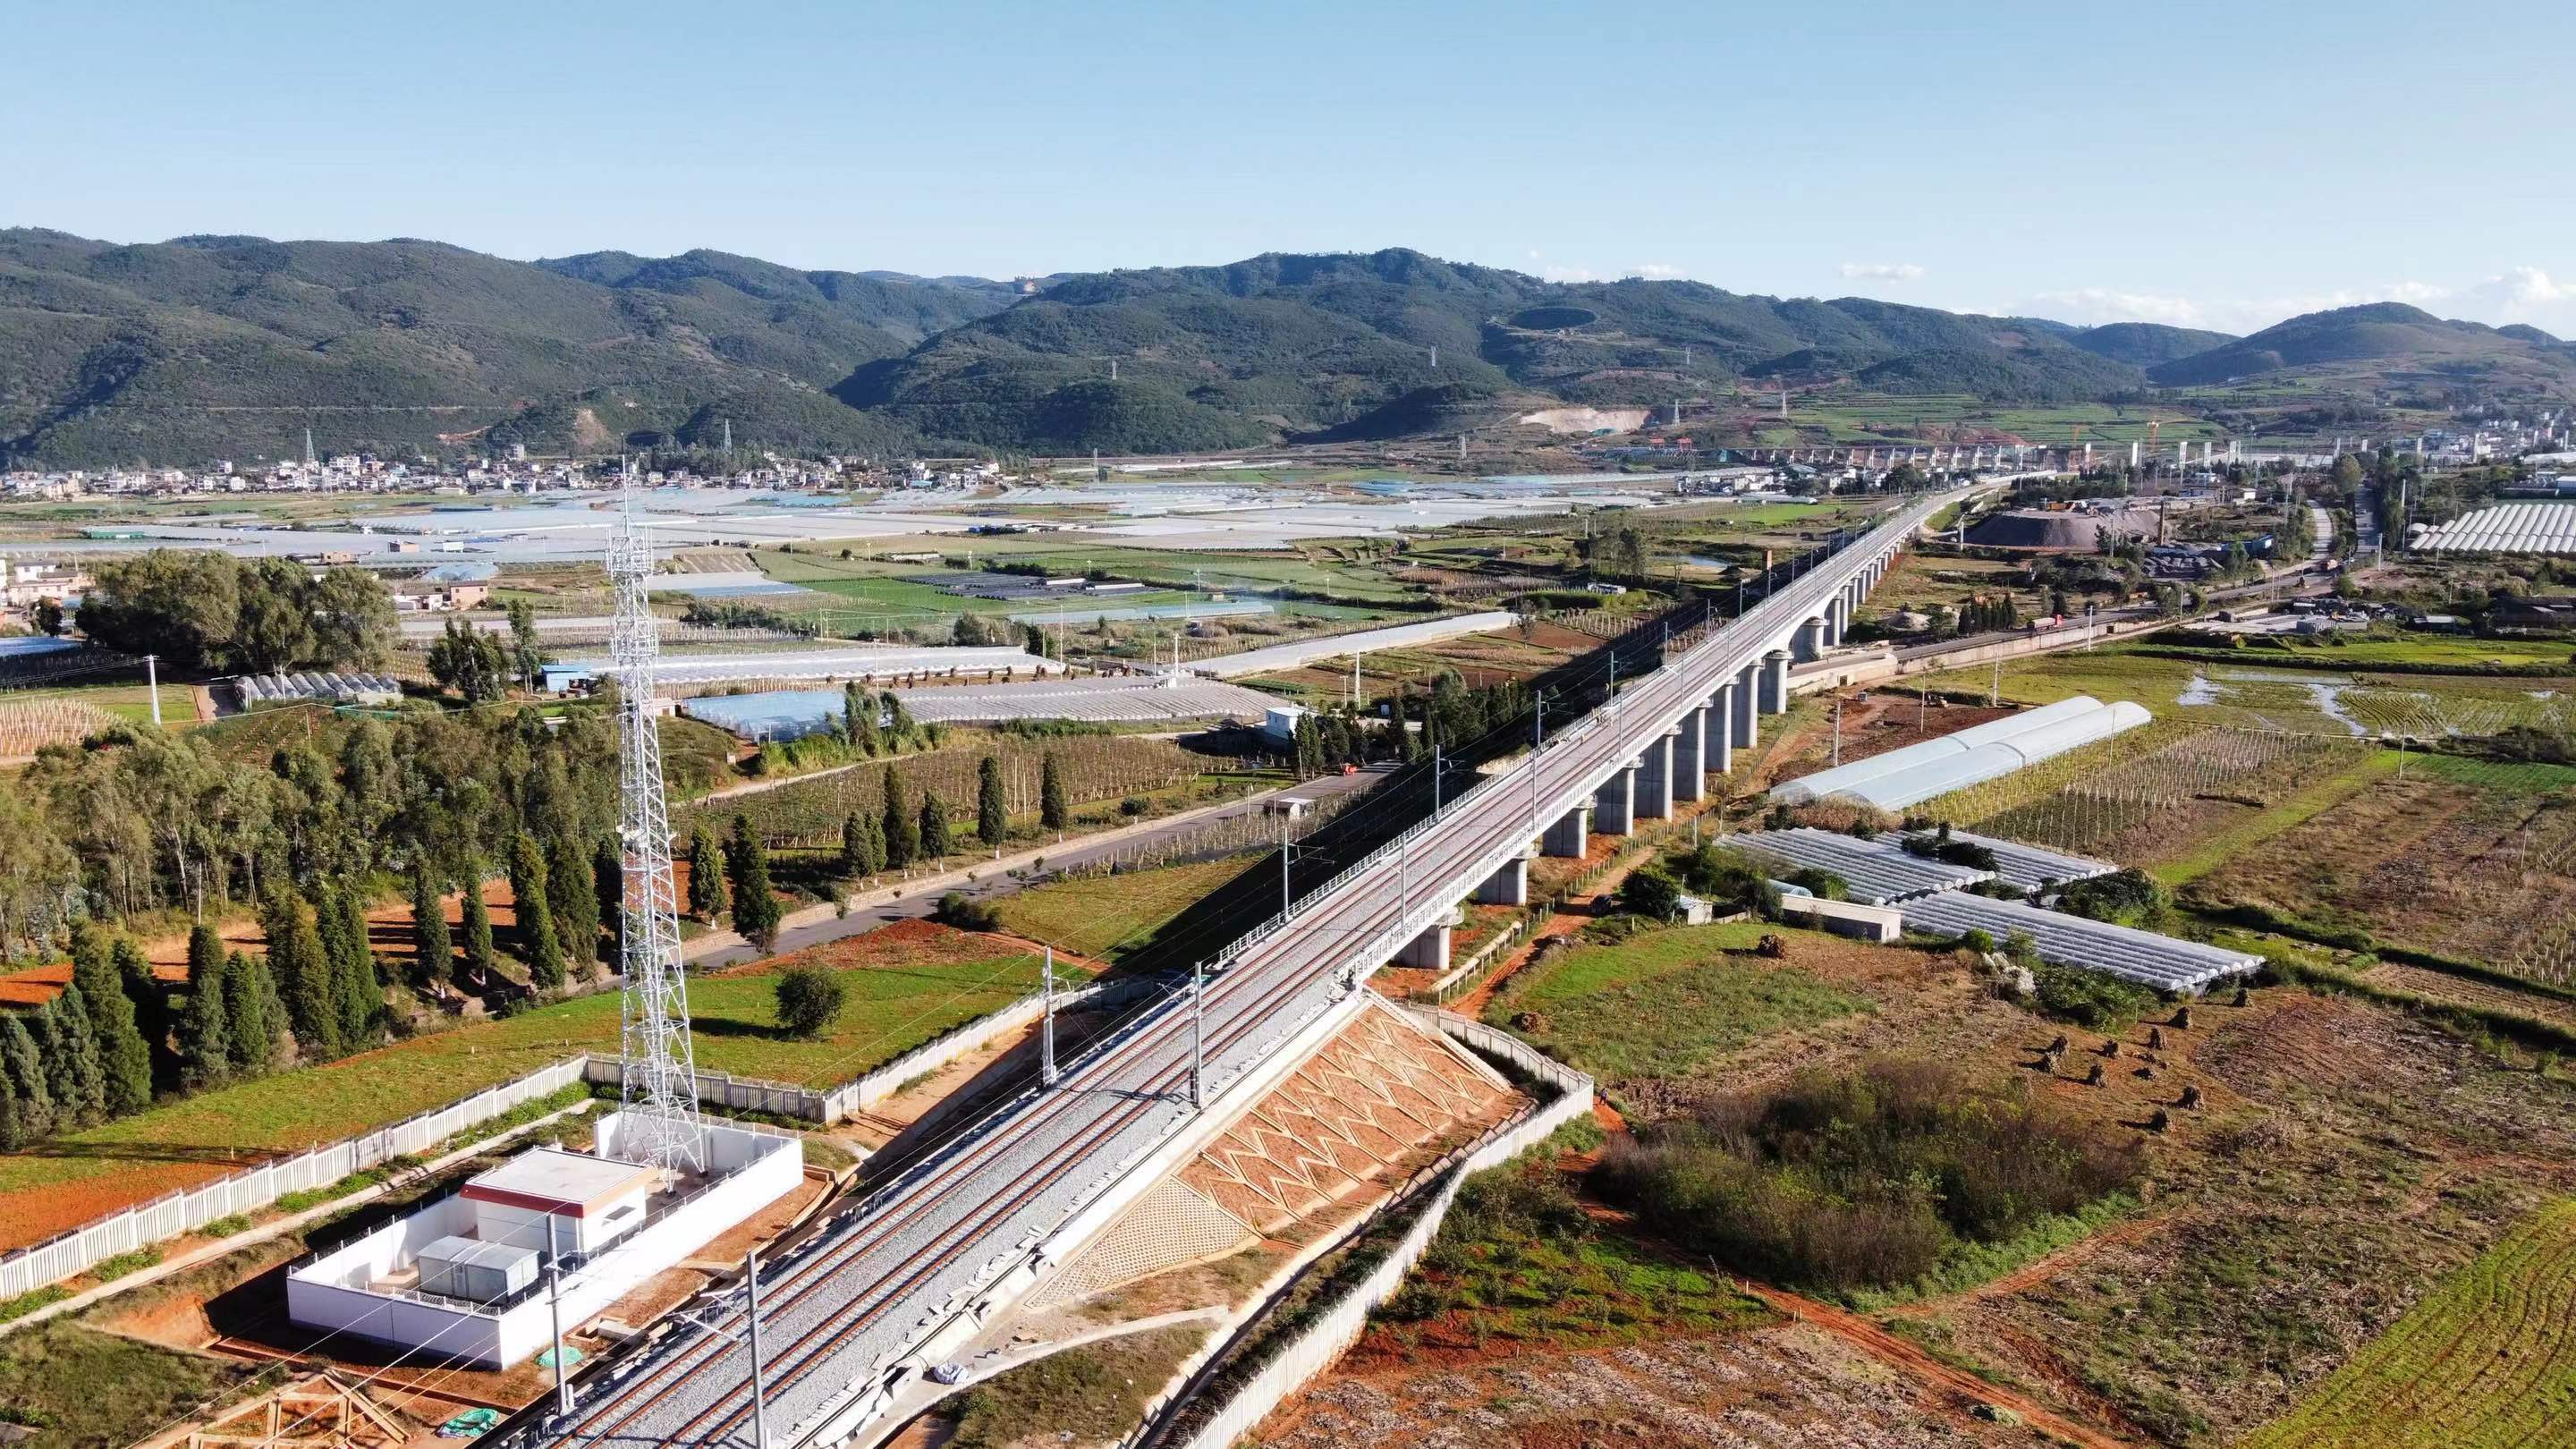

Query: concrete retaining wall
[1146,1011,1593,1449]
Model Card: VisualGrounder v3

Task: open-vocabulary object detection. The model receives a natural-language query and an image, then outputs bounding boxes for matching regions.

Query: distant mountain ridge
[3,231,2568,465]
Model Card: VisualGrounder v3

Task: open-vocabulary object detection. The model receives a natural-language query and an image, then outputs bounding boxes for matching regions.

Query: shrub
[774,965,847,1040]
[1619,867,1684,921]
[935,890,1004,931]
[1956,928,1998,954]
[2058,869,2165,926]
[2030,962,2159,1030]
[1594,1057,2142,1293]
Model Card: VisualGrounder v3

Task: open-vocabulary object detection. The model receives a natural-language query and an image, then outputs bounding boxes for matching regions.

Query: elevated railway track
[513,487,1965,1449]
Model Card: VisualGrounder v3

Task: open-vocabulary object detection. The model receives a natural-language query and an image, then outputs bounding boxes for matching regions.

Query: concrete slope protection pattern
[512,491,1959,1449]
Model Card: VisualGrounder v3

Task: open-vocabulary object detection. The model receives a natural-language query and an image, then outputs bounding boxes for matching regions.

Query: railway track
[531,491,1956,1449]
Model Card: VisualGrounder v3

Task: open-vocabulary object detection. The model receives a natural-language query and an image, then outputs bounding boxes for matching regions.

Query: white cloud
[1634,262,1686,281]
[1537,261,1693,284]
[1839,262,1925,283]
[2026,267,2576,335]
[1539,265,1604,284]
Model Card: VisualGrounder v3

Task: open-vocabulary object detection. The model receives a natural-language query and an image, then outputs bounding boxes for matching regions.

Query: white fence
[0,973,1171,1304]
[0,1057,590,1302]
[1144,1010,1594,1449]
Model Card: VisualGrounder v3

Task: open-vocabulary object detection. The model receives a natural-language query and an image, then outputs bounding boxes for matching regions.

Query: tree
[39,986,106,1123]
[882,767,918,869]
[72,927,153,1115]
[222,950,275,1072]
[411,867,453,985]
[264,892,339,1059]
[428,617,510,702]
[725,815,782,951]
[839,810,884,879]
[328,886,379,1047]
[1619,866,1684,922]
[0,784,79,964]
[460,872,498,982]
[841,682,879,755]
[1039,753,1069,831]
[177,924,231,1089]
[1,1013,53,1142]
[509,833,564,989]
[882,691,915,744]
[547,832,600,970]
[593,835,624,967]
[687,824,729,919]
[976,755,1008,848]
[773,964,846,1039]
[114,931,176,1089]
[506,598,543,691]
[918,793,952,860]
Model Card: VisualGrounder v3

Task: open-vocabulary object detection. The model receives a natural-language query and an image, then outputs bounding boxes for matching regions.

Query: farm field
[1426,889,2576,1446]
[988,855,1257,962]
[1244,617,1592,698]
[1911,643,2576,738]
[679,733,1212,845]
[2190,761,2576,982]
[2237,1197,2576,1449]
[0,920,1044,1250]
[0,679,201,756]
[1481,919,1874,1085]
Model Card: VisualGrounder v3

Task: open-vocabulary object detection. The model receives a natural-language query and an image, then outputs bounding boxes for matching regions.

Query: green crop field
[989,855,1254,962]
[2241,1197,2576,1449]
[0,936,1042,1249]
[1484,920,1871,1081]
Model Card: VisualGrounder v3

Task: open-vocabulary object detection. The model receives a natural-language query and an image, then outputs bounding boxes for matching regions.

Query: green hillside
[2148,302,2576,387]
[2067,321,2238,366]
[8,232,2572,465]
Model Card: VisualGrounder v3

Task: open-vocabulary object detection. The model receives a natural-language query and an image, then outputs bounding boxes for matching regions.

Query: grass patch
[1486,919,1870,1080]
[989,855,1253,961]
[273,1166,399,1216]
[0,1321,266,1446]
[2241,1196,2576,1449]
[944,1324,1207,1449]
[0,1285,69,1325]
[1377,1157,1773,1350]
[1848,1194,2140,1310]
[0,941,1042,1237]
[84,1247,162,1284]
[2406,751,2576,795]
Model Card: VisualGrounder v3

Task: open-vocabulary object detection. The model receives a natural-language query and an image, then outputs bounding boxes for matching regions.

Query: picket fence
[0,970,1173,1304]
[1142,1010,1594,1449]
[0,1056,590,1302]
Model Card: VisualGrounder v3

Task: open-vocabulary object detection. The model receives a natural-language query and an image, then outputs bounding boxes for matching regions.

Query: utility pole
[1280,815,1294,920]
[1189,961,1205,1111]
[1040,946,1057,1088]
[144,653,161,726]
[1990,657,2002,708]
[745,1250,771,1449]
[548,1261,572,1417]
[1831,694,1843,767]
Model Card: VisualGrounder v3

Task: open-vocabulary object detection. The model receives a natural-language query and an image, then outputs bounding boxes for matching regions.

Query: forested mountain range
[4,231,2569,464]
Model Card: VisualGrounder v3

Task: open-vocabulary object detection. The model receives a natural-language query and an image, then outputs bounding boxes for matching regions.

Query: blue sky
[10,0,2572,335]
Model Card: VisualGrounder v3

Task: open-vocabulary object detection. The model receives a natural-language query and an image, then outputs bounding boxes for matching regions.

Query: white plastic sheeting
[1726,827,1995,904]
[1873,830,2117,893]
[2415,503,2576,555]
[1768,697,2103,805]
[1773,699,2152,810]
[1899,893,2259,993]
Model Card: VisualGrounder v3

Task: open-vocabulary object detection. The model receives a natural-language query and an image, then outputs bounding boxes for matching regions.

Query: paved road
[1187,611,1519,678]
[684,768,1384,971]
[528,497,1945,1449]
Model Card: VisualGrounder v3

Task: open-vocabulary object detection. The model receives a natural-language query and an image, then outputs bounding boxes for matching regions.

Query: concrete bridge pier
[1541,805,1590,858]
[1634,734,1675,819]
[1706,684,1735,776]
[1794,614,1827,663]
[1476,853,1531,906]
[1732,665,1760,750]
[1671,708,1705,802]
[1761,649,1792,714]
[1396,918,1452,970]
[1593,764,1637,836]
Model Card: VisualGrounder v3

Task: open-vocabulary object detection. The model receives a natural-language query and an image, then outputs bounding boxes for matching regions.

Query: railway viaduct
[517,487,1967,1449]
